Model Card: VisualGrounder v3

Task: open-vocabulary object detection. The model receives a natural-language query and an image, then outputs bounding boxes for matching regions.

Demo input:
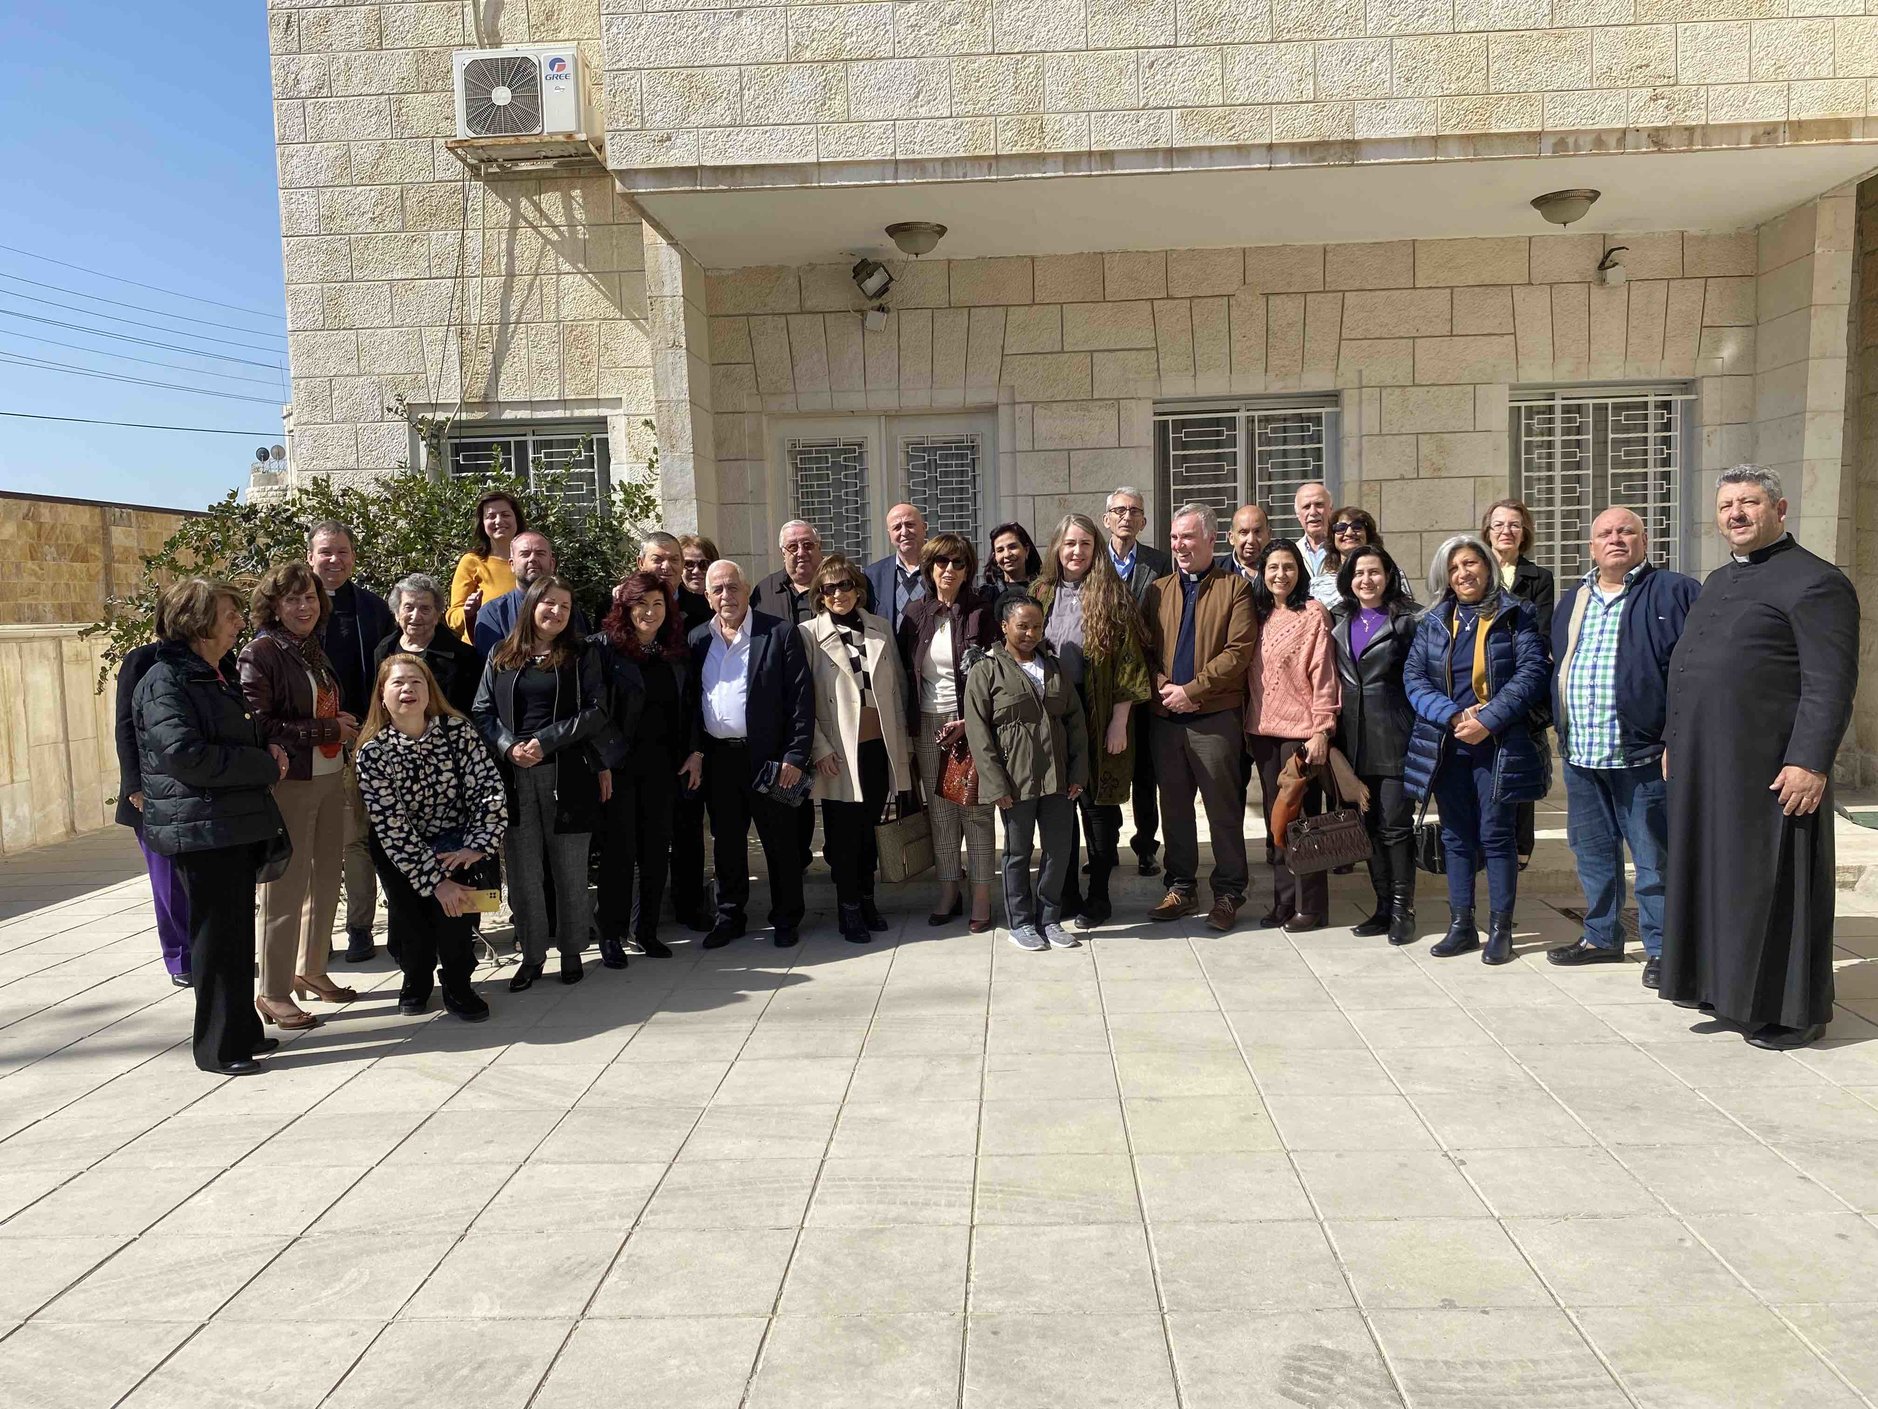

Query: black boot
[838,902,871,944]
[1386,885,1417,946]
[1075,867,1113,932]
[1483,910,1515,965]
[1351,890,1391,936]
[1430,907,1478,957]
[598,934,629,970]
[859,896,889,933]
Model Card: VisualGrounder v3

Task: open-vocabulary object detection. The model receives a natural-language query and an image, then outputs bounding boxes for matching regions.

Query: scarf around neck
[260,622,337,687]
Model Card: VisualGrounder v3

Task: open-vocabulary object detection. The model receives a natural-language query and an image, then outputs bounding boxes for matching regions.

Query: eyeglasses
[1106,505,1145,519]
[1332,522,1364,537]
[931,556,964,570]
[817,581,857,597]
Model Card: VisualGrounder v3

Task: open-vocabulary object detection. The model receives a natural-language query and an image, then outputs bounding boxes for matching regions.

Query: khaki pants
[341,779,377,934]
[260,771,347,997]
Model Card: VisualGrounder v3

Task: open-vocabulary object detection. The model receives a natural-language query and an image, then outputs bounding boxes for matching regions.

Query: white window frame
[1153,396,1341,555]
[1510,384,1693,580]
[769,412,996,570]
[442,419,612,511]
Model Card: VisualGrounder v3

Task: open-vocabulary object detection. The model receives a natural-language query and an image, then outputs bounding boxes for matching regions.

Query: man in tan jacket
[1141,503,1259,930]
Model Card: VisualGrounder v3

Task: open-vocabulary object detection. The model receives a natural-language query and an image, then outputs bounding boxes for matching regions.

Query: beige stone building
[266,0,1878,770]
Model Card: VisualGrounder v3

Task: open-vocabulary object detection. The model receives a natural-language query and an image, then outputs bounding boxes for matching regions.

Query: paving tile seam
[1273,919,1657,1408]
[1188,919,1422,1409]
[1307,914,1872,1407]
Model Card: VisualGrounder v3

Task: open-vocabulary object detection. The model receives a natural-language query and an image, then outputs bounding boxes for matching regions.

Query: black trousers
[1249,734,1329,920]
[1128,711,1159,861]
[597,757,678,940]
[669,788,707,922]
[370,837,474,998]
[822,738,890,905]
[797,796,817,872]
[1360,772,1414,904]
[176,843,265,1072]
[703,739,807,928]
[1059,797,1122,914]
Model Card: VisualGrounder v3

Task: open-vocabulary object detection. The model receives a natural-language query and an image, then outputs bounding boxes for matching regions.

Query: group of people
[115,464,1858,1075]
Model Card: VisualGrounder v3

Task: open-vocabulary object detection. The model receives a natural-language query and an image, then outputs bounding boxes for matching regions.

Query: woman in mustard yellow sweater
[447,491,523,641]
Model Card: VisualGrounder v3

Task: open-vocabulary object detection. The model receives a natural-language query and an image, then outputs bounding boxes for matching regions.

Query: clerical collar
[1179,565,1210,587]
[1732,532,1793,565]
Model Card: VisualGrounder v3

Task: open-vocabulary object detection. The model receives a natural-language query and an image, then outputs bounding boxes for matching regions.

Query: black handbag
[1412,793,1446,874]
[1285,767,1374,876]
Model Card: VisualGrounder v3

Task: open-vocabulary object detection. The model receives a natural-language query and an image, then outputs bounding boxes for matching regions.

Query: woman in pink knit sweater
[1245,539,1342,932]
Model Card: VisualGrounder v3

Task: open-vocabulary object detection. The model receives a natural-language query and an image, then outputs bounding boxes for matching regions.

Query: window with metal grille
[1511,386,1691,580]
[1154,399,1339,554]
[788,437,872,561]
[902,432,984,547]
[447,422,610,510]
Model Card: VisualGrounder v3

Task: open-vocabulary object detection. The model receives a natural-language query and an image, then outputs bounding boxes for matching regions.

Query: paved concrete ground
[4,826,1878,1408]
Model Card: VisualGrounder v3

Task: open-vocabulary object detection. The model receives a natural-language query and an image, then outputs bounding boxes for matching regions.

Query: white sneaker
[1008,925,1048,951]
[1041,922,1081,949]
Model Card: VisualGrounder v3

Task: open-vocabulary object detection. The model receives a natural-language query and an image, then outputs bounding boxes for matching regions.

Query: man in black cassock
[1659,467,1859,1049]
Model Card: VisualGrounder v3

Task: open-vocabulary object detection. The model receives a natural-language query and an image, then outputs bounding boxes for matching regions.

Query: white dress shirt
[702,614,753,740]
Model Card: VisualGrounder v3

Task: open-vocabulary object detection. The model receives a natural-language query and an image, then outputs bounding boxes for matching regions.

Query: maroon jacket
[896,590,996,728]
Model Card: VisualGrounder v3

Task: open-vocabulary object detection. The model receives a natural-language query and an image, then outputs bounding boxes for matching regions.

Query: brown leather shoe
[1206,896,1243,932]
[1149,890,1199,921]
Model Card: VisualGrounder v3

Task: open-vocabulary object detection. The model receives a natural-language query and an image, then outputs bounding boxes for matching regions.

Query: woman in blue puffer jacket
[1403,534,1552,965]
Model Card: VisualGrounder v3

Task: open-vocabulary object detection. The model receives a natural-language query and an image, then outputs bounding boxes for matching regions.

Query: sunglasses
[1332,522,1365,537]
[931,556,964,570]
[817,581,858,597]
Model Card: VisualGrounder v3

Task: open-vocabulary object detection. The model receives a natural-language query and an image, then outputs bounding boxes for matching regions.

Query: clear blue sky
[0,2,285,510]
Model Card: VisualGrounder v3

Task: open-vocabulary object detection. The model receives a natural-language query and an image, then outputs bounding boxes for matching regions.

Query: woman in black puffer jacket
[133,578,291,1076]
[1403,535,1551,968]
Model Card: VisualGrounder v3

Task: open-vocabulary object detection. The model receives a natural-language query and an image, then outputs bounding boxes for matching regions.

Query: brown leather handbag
[1284,766,1373,875]
[937,734,979,807]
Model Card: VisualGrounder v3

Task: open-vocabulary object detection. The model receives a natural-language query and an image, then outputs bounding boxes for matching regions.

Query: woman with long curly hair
[1033,512,1151,930]
[592,571,692,961]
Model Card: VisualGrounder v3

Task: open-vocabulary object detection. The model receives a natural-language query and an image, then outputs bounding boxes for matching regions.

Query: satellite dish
[270,445,287,461]
[255,446,271,463]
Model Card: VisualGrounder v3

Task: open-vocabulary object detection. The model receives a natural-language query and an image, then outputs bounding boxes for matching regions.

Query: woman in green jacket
[1033,513,1151,930]
[965,593,1090,953]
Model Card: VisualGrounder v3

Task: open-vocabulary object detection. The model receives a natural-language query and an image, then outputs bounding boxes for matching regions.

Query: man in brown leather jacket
[1141,503,1258,931]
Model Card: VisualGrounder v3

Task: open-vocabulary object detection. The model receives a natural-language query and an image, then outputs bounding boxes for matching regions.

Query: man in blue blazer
[863,502,929,632]
[472,531,591,656]
[1544,508,1700,989]
[683,560,815,949]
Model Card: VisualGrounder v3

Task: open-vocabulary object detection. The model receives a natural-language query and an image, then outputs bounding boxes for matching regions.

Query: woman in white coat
[801,553,915,943]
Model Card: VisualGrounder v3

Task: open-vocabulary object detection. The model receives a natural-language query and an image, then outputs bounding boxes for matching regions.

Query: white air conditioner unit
[453,45,592,141]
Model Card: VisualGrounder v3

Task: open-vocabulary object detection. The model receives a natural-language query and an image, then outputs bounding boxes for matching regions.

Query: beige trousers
[260,771,347,997]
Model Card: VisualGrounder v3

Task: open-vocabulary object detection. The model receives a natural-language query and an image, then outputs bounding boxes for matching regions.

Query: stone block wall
[0,628,115,857]
[268,0,659,486]
[705,227,1757,576]
[601,0,1878,175]
[1751,187,1856,564]
[0,494,194,628]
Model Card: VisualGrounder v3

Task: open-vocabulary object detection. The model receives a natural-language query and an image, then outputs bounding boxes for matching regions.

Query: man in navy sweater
[1544,508,1700,990]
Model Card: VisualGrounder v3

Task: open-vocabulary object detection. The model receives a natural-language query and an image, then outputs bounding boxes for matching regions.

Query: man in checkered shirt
[1543,507,1701,991]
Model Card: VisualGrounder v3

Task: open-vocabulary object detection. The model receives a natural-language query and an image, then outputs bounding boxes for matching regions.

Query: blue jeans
[1563,760,1668,958]
[1433,746,1518,915]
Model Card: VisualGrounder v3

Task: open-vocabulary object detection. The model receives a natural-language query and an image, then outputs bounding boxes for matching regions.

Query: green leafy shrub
[83,445,659,690]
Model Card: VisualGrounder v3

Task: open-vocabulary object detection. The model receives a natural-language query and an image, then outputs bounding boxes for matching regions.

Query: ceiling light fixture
[1530,189,1601,227]
[886,221,947,257]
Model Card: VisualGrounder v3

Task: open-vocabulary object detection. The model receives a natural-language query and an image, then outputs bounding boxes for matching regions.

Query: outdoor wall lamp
[1530,189,1601,226]
[851,258,894,300]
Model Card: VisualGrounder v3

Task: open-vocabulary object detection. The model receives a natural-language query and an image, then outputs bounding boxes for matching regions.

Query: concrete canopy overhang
[621,124,1878,269]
